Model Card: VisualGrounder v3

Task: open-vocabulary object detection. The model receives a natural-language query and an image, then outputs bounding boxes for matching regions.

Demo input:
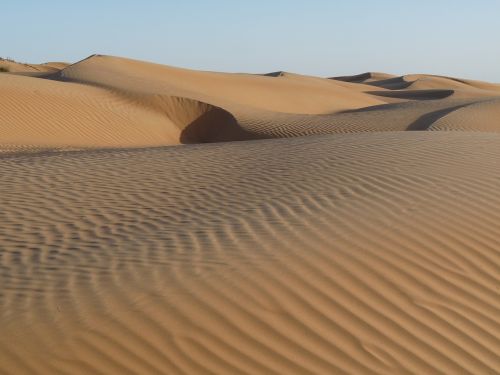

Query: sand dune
[53,55,385,114]
[0,57,68,74]
[333,73,500,97]
[331,72,398,83]
[1,55,500,374]
[367,89,455,100]
[2,55,500,148]
[232,96,500,137]
[429,98,500,131]
[0,73,252,149]
[1,133,499,374]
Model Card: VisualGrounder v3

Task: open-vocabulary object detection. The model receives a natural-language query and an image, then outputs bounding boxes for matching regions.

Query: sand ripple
[0,133,499,374]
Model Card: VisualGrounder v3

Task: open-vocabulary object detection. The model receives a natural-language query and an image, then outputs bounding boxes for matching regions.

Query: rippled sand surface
[1,56,499,374]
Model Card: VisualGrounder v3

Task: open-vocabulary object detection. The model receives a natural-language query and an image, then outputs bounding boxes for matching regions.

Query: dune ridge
[1,55,499,374]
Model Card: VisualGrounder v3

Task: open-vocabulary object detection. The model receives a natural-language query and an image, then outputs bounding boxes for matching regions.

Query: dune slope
[54,55,385,114]
[0,132,499,375]
[0,73,253,149]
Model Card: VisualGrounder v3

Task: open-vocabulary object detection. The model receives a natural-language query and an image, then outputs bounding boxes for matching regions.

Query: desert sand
[0,55,499,374]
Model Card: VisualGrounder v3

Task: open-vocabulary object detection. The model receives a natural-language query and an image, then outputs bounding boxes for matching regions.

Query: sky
[2,0,500,81]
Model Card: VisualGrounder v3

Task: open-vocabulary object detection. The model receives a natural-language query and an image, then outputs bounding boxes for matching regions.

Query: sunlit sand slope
[0,132,499,374]
[0,73,248,148]
[55,55,385,114]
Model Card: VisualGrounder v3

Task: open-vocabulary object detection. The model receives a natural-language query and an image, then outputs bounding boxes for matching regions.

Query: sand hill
[0,55,499,374]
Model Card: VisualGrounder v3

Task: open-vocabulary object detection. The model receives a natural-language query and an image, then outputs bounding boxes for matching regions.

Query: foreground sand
[0,56,499,374]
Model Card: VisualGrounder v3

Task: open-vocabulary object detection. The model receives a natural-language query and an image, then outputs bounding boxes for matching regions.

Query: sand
[0,56,499,374]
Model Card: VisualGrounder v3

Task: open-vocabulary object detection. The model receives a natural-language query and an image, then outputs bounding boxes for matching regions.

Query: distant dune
[0,56,499,374]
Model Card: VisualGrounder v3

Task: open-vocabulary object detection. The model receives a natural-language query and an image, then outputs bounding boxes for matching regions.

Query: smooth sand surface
[0,56,499,374]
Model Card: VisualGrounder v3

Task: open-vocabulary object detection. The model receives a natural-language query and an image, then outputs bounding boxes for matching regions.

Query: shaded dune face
[330,72,398,83]
[136,95,260,143]
[367,89,455,101]
[179,107,260,143]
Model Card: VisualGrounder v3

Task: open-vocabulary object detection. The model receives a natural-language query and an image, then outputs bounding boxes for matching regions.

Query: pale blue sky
[2,0,499,81]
